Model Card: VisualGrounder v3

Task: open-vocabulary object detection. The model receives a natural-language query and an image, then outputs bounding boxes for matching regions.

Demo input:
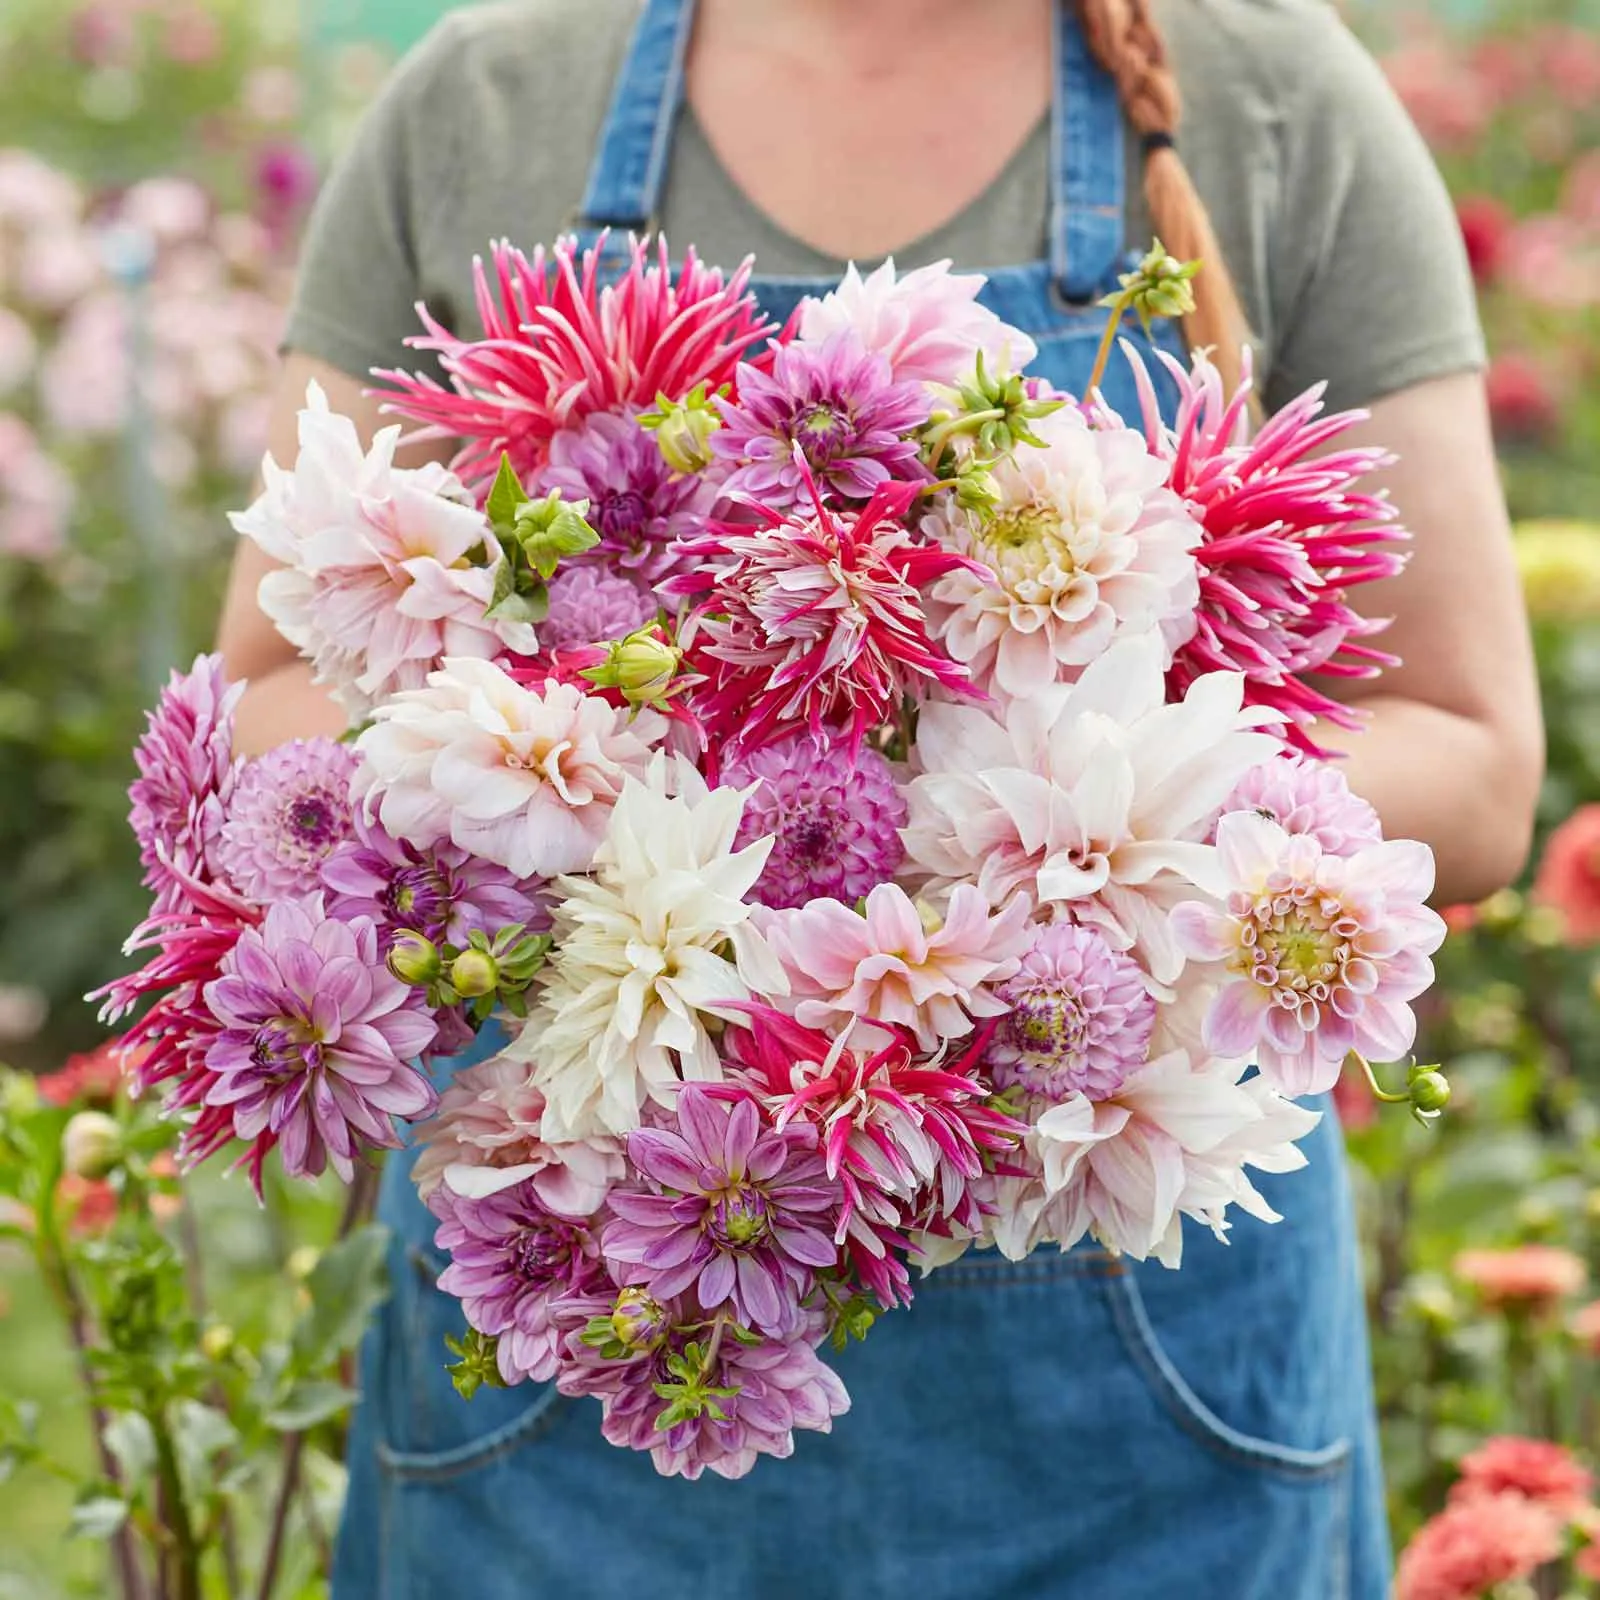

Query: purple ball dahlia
[213,738,357,903]
[538,563,660,654]
[711,331,932,508]
[721,734,906,909]
[200,899,438,1181]
[988,923,1157,1103]
[603,1086,839,1336]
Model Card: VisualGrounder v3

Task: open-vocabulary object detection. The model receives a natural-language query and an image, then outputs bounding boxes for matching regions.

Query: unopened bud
[610,1287,670,1353]
[514,491,600,580]
[639,384,722,475]
[1104,239,1201,328]
[450,948,500,999]
[580,628,680,707]
[201,1323,235,1362]
[1409,1068,1451,1117]
[388,931,442,987]
[62,1110,123,1180]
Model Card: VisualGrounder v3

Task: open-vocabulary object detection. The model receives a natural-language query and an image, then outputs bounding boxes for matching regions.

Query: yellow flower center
[982,501,1074,591]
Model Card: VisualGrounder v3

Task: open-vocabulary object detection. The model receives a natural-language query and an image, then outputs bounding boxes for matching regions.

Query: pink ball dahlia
[666,474,983,755]
[1172,812,1446,1097]
[1116,345,1407,757]
[375,236,774,494]
[988,922,1157,1103]
[200,899,439,1183]
[1395,1491,1563,1600]
[720,734,906,910]
[603,1086,839,1337]
[537,562,661,654]
[1221,753,1383,859]
[535,409,714,584]
[1451,1436,1595,1516]
[213,737,357,903]
[432,1178,611,1385]
[711,332,931,508]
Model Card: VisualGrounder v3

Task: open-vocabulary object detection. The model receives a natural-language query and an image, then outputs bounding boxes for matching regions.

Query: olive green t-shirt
[284,0,1486,416]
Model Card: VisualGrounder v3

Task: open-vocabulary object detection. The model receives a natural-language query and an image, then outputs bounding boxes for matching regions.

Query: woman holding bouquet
[217,1,1542,1595]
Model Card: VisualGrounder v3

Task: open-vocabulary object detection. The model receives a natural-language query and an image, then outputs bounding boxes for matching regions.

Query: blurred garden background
[2,0,1600,1594]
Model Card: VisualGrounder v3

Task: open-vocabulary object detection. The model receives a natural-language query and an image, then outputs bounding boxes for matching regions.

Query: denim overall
[332,4,1391,1595]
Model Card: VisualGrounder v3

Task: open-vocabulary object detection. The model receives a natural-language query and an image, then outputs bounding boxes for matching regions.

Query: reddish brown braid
[1076,0,1255,396]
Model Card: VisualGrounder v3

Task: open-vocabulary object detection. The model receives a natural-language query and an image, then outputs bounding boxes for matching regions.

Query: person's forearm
[233,660,348,756]
[1309,694,1542,906]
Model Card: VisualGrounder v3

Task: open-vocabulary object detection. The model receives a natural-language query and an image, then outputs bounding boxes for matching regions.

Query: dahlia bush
[102,231,1445,1482]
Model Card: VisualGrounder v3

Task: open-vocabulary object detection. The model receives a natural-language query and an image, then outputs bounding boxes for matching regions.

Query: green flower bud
[580,628,681,707]
[952,459,1002,515]
[639,383,722,475]
[1101,238,1201,331]
[1521,905,1567,950]
[1476,888,1524,934]
[61,1110,123,1180]
[610,1288,670,1353]
[388,930,442,987]
[200,1323,235,1363]
[1408,1068,1451,1117]
[450,948,500,999]
[446,1328,507,1399]
[514,491,601,580]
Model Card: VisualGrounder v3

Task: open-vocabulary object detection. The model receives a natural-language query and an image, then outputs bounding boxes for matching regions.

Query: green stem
[148,1404,201,1600]
[1085,300,1127,402]
[1351,1050,1411,1105]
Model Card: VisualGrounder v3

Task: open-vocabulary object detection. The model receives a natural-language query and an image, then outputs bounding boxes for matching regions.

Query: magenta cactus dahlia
[603,1085,839,1336]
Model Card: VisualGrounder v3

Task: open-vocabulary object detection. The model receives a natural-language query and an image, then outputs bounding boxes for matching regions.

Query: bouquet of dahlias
[97,234,1450,1480]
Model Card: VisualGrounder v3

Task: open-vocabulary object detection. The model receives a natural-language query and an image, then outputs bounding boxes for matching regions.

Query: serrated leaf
[68,1492,130,1541]
[289,1223,391,1373]
[485,453,529,531]
[264,1380,359,1432]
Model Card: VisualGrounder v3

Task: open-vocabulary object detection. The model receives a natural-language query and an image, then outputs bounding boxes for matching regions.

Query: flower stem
[1085,301,1127,403]
[698,1314,729,1382]
[1349,1050,1411,1105]
[148,1403,201,1600]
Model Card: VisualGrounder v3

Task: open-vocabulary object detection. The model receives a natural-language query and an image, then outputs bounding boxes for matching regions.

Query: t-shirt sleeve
[281,17,467,382]
[1260,4,1486,415]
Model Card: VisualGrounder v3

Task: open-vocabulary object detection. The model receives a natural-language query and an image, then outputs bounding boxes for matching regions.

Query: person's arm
[1305,369,1543,905]
[216,352,454,755]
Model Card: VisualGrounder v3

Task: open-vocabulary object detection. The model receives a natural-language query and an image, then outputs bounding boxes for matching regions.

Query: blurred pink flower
[120,176,210,244]
[1562,151,1600,228]
[0,307,37,394]
[1381,39,1493,153]
[162,5,222,65]
[68,4,137,69]
[242,66,302,125]
[1531,804,1600,943]
[16,225,101,313]
[0,425,75,560]
[1486,353,1561,443]
[1500,215,1600,311]
[1395,1491,1562,1600]
[1536,23,1600,108]
[1451,1436,1595,1516]
[0,151,83,230]
[1455,1245,1587,1310]
[1572,1300,1600,1353]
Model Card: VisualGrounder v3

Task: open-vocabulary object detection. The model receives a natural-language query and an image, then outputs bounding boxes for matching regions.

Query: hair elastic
[1141,130,1176,155]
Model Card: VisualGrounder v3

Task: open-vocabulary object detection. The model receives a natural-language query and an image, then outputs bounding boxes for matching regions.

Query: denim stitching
[376,1388,569,1483]
[1101,1269,1353,1481]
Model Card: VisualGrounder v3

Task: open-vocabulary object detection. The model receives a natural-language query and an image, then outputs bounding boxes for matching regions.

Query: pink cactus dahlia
[666,468,984,755]
[1117,345,1407,756]
[375,236,775,495]
[1172,812,1447,1096]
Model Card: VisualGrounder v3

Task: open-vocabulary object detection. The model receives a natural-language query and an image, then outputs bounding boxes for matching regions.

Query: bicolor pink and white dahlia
[797,257,1037,387]
[1115,344,1407,754]
[667,473,984,755]
[376,236,774,493]
[760,883,1033,1050]
[352,657,666,880]
[901,633,1283,986]
[1172,812,1446,1096]
[923,406,1200,699]
[232,384,537,721]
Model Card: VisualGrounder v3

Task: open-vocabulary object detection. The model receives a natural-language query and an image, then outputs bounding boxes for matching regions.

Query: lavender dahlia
[201,899,439,1182]
[988,923,1157,1103]
[213,737,357,903]
[1221,754,1383,859]
[432,1178,609,1384]
[720,734,906,909]
[712,332,932,508]
[537,562,661,654]
[603,1086,839,1336]
[536,409,714,584]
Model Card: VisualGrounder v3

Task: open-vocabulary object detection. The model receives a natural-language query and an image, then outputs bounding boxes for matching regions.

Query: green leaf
[171,1400,238,1479]
[485,586,548,627]
[288,1222,391,1374]
[103,1412,156,1489]
[264,1380,359,1432]
[68,1491,130,1541]
[485,452,530,532]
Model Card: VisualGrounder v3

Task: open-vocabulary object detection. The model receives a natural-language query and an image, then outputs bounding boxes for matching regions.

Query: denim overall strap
[1051,0,1125,304]
[571,0,695,246]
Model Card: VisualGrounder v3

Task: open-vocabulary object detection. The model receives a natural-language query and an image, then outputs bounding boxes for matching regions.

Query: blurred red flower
[35,1039,126,1109]
[1396,1491,1563,1600]
[1451,1436,1595,1516]
[57,1173,117,1236]
[1532,804,1600,944]
[1457,196,1512,287]
[1486,353,1561,443]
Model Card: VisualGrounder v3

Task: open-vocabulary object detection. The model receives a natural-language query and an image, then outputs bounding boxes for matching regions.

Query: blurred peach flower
[57,1173,118,1235]
[1450,1436,1594,1516]
[1440,904,1479,935]
[1455,1244,1587,1310]
[1382,38,1494,152]
[1396,1491,1563,1600]
[1532,804,1600,944]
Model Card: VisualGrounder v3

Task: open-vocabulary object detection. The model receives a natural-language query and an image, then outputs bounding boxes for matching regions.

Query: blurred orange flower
[1531,805,1600,945]
[1454,1245,1586,1310]
[1571,1300,1600,1352]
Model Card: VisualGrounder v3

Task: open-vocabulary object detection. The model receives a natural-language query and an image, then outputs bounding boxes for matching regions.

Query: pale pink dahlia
[128,653,242,909]
[711,333,931,508]
[796,257,1037,387]
[667,474,983,754]
[213,738,357,903]
[603,1086,839,1336]
[1221,752,1382,858]
[375,236,774,494]
[558,1312,850,1481]
[923,406,1200,700]
[352,656,665,879]
[535,409,714,584]
[1171,813,1446,1096]
[1116,345,1407,756]
[200,899,439,1183]
[720,735,906,910]
[988,923,1157,1103]
[432,1179,610,1384]
[411,1051,624,1212]
[537,561,660,656]
[1395,1491,1563,1600]
[760,883,1033,1050]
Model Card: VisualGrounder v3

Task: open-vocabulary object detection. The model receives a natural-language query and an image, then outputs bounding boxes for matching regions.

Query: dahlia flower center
[1006,989,1091,1058]
[284,793,341,851]
[984,503,1072,587]
[785,813,838,865]
[595,488,650,541]
[706,1183,771,1249]
[796,402,853,461]
[1239,891,1350,999]
[511,1219,575,1281]
[250,1017,314,1076]
[382,864,449,930]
